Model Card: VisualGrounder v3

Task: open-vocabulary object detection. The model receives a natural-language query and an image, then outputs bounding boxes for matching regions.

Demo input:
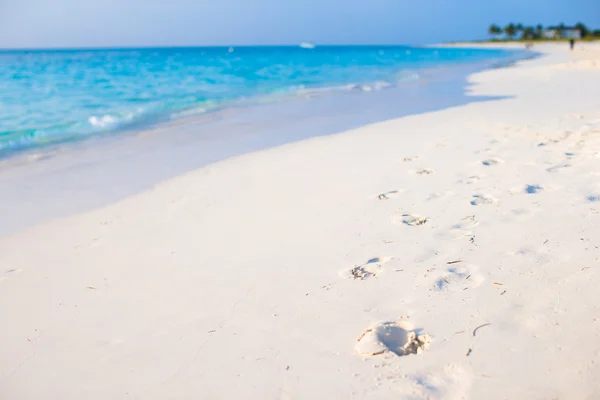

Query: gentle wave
[0,77,414,153]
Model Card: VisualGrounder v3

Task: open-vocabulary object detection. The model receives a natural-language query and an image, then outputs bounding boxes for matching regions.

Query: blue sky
[1,0,599,48]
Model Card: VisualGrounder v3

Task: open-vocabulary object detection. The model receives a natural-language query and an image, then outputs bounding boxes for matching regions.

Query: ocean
[0,44,533,234]
[0,45,526,157]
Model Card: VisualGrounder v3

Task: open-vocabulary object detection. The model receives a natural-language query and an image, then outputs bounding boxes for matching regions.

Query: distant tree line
[488,22,600,40]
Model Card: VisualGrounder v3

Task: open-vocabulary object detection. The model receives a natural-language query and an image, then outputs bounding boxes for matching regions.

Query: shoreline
[2,43,600,398]
[0,48,528,237]
[0,45,520,159]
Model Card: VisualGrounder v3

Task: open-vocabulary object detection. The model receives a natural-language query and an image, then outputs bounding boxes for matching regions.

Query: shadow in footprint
[482,158,503,166]
[378,190,399,200]
[470,194,497,206]
[392,213,428,226]
[525,184,543,194]
[547,163,571,173]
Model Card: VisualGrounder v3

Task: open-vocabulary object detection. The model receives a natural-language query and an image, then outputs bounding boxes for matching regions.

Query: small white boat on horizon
[299,42,316,49]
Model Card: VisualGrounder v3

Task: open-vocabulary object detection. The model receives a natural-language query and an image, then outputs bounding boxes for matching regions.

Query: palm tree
[557,23,566,38]
[522,27,536,40]
[515,23,525,36]
[574,22,589,38]
[535,24,544,39]
[504,22,517,39]
[488,24,502,38]
[504,23,517,39]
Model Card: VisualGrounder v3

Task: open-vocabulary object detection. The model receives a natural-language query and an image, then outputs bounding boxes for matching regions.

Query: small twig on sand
[466,348,473,357]
[472,323,491,337]
[447,260,463,265]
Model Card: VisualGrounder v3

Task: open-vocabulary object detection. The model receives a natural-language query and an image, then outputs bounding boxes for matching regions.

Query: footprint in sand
[588,195,600,202]
[344,257,392,280]
[392,213,428,226]
[546,162,571,173]
[416,168,435,175]
[356,319,431,357]
[434,264,484,292]
[470,194,498,206]
[460,175,482,185]
[438,215,478,240]
[525,184,543,194]
[537,139,560,147]
[481,158,504,166]
[378,190,399,200]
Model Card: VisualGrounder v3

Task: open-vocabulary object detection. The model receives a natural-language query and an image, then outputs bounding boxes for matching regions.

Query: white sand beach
[2,43,600,399]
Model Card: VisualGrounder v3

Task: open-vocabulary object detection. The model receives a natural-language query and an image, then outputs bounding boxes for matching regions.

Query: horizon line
[0,42,442,52]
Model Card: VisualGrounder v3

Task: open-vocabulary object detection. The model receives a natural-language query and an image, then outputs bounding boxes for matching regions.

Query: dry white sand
[2,43,600,399]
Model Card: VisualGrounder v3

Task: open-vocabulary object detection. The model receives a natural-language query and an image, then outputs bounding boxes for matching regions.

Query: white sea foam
[88,115,118,129]
[88,112,135,130]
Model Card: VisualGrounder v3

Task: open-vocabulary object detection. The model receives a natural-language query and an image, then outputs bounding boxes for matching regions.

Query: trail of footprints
[350,128,600,360]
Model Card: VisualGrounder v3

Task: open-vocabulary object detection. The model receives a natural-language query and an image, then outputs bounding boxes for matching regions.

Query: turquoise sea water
[0,45,523,155]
